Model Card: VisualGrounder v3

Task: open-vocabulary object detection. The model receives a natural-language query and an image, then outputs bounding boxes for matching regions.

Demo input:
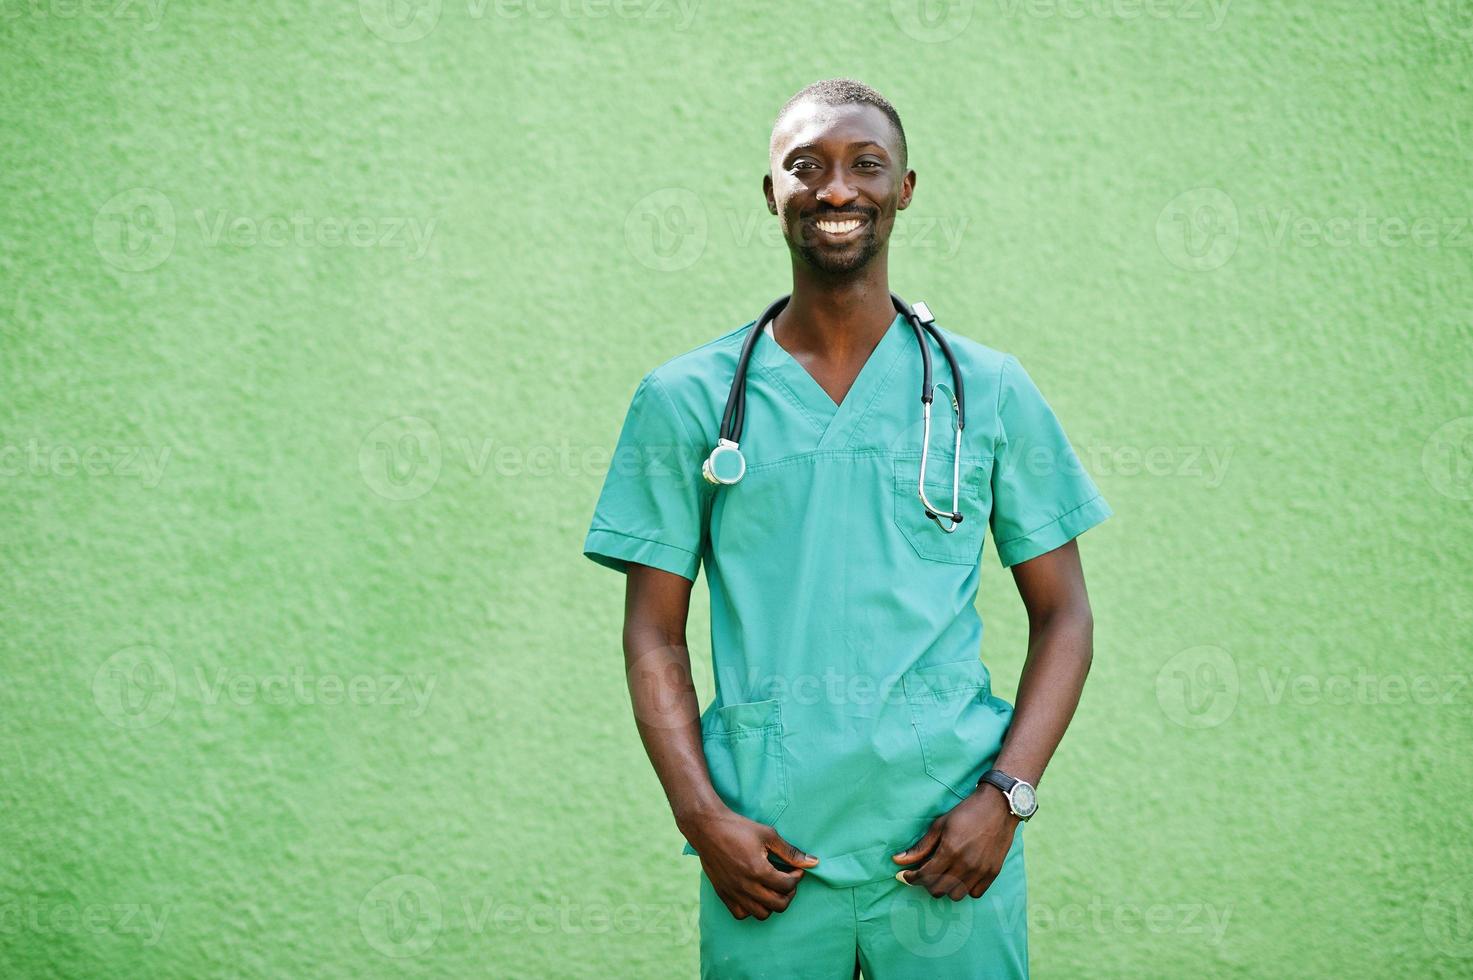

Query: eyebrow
[781,141,889,163]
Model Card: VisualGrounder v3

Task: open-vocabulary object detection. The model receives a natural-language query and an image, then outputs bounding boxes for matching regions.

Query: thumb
[765,831,819,868]
[892,822,941,865]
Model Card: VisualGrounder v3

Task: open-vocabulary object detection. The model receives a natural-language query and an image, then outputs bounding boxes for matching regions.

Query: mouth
[809,215,868,242]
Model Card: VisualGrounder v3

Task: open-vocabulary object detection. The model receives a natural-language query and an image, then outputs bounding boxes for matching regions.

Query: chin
[795,238,884,275]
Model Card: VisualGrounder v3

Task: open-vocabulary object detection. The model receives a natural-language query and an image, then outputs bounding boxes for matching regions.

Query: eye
[856,160,882,170]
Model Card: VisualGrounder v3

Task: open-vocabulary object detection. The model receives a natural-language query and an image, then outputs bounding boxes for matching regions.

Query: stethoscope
[700,293,968,532]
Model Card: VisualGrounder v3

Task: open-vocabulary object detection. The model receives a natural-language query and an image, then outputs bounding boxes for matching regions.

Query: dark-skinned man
[584,78,1111,979]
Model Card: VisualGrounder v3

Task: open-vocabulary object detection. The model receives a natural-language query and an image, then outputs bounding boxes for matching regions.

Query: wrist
[672,796,728,836]
[970,782,1021,822]
[977,767,1039,821]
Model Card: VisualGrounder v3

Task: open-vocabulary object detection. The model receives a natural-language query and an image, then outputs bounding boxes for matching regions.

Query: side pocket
[903,659,1013,801]
[700,699,789,826]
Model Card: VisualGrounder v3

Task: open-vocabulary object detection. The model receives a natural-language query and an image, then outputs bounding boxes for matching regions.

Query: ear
[897,169,916,211]
[763,173,777,215]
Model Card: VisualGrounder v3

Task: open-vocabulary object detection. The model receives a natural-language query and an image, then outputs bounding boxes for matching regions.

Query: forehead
[770,100,899,160]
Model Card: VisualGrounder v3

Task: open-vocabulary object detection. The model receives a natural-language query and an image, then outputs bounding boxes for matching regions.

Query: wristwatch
[979,769,1038,821]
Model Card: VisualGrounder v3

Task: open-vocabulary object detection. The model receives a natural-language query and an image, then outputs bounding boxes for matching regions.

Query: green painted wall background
[3,1,1471,976]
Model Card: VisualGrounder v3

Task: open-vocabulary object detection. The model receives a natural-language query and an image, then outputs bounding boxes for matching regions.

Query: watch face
[1011,782,1037,816]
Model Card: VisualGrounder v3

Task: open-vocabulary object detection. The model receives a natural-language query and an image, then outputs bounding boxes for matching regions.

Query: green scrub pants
[698,824,1027,979]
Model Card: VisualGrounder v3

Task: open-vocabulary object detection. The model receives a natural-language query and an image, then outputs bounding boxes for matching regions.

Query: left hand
[891,784,1020,901]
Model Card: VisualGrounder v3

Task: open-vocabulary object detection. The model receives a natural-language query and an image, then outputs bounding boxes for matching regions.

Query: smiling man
[584,79,1111,978]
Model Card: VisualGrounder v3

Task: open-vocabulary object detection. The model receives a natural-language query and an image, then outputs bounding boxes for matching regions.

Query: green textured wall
[2,1,1470,977]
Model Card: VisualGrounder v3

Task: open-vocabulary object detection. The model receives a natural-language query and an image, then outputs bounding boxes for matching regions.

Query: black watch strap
[979,769,1017,794]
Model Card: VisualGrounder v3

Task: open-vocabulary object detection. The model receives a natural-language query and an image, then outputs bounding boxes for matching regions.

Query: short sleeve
[989,355,1113,567]
[583,373,710,582]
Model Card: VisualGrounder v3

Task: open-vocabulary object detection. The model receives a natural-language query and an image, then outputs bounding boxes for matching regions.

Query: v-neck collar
[752,312,908,451]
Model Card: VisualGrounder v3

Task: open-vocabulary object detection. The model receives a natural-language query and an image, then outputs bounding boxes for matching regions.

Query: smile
[813,217,866,239]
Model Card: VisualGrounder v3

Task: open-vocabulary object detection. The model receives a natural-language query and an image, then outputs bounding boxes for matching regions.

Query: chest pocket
[892,453,992,565]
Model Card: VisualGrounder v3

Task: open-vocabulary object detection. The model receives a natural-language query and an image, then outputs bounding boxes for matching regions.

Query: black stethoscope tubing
[712,292,968,528]
[720,293,965,445]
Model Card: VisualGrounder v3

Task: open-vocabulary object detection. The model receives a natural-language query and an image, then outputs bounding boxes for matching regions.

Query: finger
[968,870,998,900]
[911,852,963,899]
[896,833,943,886]
[754,860,813,896]
[740,887,784,920]
[894,849,936,885]
[766,833,820,869]
[892,823,942,865]
[759,865,805,895]
[756,885,798,915]
[717,890,745,920]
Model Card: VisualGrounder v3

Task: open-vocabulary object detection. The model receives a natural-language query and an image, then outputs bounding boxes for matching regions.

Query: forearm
[989,605,1094,788]
[622,620,728,834]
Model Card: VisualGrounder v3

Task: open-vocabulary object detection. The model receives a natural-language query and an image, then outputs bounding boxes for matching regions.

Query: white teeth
[817,219,862,234]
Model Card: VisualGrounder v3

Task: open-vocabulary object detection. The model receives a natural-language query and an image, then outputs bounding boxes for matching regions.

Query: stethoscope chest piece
[702,438,746,485]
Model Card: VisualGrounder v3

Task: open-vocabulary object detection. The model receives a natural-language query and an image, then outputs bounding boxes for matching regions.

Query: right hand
[683,807,819,920]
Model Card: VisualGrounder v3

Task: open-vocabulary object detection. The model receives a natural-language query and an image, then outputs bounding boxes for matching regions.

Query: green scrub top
[583,311,1111,888]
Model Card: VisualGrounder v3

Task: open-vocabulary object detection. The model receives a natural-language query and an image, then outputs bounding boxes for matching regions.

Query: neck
[774,259,896,360]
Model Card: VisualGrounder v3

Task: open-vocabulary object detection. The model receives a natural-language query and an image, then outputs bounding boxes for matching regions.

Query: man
[584,78,1110,979]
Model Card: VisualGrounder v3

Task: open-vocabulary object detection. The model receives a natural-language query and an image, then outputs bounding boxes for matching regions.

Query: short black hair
[773,78,907,169]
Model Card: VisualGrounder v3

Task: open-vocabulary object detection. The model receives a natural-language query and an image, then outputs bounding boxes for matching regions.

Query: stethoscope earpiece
[704,294,967,534]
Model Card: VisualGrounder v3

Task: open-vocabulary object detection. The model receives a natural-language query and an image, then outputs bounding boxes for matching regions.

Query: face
[765,100,914,276]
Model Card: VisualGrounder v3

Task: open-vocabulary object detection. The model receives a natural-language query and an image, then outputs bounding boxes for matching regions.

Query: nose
[815,171,858,208]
